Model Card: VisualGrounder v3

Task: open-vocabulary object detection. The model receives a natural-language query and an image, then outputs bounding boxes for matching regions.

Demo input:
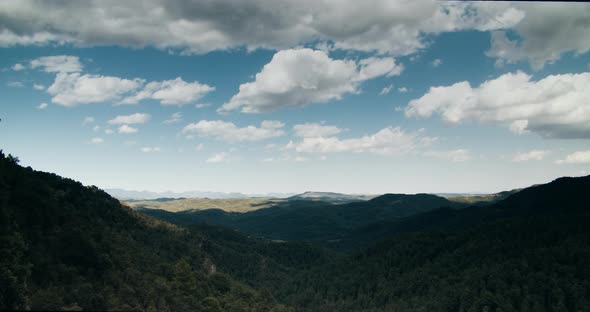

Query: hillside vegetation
[0,151,314,311]
[138,193,466,245]
[3,149,590,312]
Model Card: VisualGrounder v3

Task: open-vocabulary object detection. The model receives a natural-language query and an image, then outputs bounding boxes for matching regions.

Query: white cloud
[293,123,343,138]
[0,29,59,46]
[405,71,590,139]
[164,112,183,124]
[118,125,138,134]
[12,63,24,71]
[424,149,471,162]
[92,125,100,132]
[195,143,204,151]
[261,120,285,129]
[556,150,590,164]
[431,59,442,67]
[182,120,285,142]
[30,55,82,73]
[82,116,95,125]
[121,77,214,106]
[33,84,45,90]
[46,72,212,107]
[221,49,403,113]
[141,147,161,153]
[90,137,104,144]
[108,113,151,125]
[7,81,23,87]
[380,84,394,95]
[398,87,408,93]
[37,102,48,109]
[286,126,434,155]
[355,57,403,81]
[195,103,211,109]
[47,72,143,107]
[105,129,114,135]
[206,152,228,163]
[486,3,590,69]
[0,1,522,56]
[221,49,358,113]
[512,150,547,162]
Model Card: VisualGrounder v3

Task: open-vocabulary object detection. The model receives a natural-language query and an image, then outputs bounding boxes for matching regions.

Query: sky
[1,0,590,195]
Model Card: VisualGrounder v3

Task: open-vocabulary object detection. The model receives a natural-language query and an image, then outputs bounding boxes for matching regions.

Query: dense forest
[137,192,466,245]
[0,151,305,311]
[2,149,590,311]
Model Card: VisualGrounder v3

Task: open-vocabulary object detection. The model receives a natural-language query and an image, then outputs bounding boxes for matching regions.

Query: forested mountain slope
[138,192,465,243]
[0,151,317,311]
[276,175,590,311]
[3,148,590,312]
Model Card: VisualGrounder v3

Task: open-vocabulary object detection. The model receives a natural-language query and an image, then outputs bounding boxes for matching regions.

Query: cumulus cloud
[37,102,48,109]
[12,63,24,71]
[0,1,523,56]
[423,149,471,162]
[118,125,138,134]
[293,123,343,138]
[355,57,403,81]
[556,151,590,164]
[120,77,214,106]
[398,87,408,93]
[33,84,45,90]
[405,71,590,139]
[221,49,403,113]
[286,126,434,155]
[206,152,228,163]
[182,120,285,142]
[486,3,590,69]
[46,71,212,107]
[512,150,547,162]
[30,55,82,73]
[164,112,183,124]
[108,113,151,125]
[47,72,143,106]
[431,59,442,67]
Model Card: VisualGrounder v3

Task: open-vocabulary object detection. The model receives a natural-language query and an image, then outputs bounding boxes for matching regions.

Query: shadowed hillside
[0,151,316,311]
[275,175,590,311]
[138,192,466,243]
[3,149,590,312]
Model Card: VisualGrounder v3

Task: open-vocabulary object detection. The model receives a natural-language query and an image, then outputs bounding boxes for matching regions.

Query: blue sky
[1,1,589,194]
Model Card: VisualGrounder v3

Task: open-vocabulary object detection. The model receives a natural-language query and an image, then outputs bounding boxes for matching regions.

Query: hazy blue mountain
[287,191,376,203]
[105,188,296,200]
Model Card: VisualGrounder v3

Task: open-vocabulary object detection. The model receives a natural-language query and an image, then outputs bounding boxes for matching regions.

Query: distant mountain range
[108,188,377,203]
[105,188,296,200]
[137,192,468,243]
[287,191,377,203]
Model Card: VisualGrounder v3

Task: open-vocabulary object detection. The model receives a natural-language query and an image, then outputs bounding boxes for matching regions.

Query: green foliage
[0,150,288,311]
[139,193,465,245]
[2,149,590,312]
